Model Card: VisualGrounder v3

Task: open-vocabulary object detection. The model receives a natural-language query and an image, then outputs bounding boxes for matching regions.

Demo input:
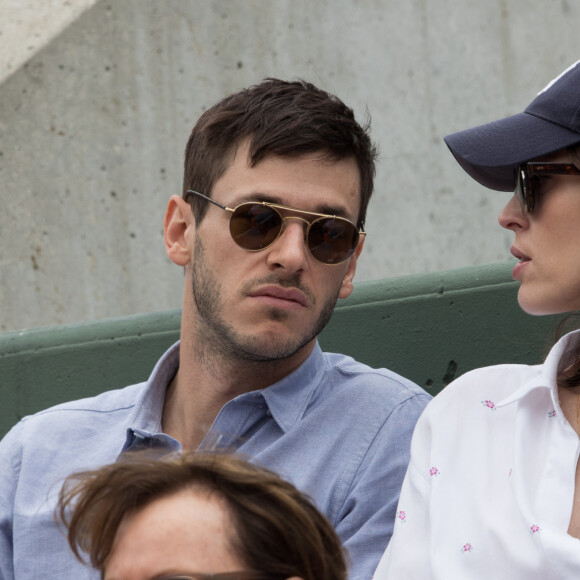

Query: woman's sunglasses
[186,190,364,265]
[515,162,580,213]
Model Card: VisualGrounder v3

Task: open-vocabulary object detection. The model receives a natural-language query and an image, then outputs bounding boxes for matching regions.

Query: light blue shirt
[0,341,430,579]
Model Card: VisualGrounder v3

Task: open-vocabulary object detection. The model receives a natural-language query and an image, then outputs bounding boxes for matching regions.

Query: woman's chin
[517,289,578,317]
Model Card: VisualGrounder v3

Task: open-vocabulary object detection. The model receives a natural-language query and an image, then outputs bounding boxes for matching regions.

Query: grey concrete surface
[1,0,579,332]
[0,0,99,83]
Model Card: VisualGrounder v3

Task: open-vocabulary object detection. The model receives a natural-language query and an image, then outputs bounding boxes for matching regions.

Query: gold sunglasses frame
[185,190,365,265]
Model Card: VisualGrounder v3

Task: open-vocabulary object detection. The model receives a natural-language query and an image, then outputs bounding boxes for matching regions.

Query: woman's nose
[498,193,528,231]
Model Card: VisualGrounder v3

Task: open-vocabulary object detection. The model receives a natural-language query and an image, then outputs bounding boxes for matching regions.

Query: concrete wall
[0,0,99,83]
[1,0,579,332]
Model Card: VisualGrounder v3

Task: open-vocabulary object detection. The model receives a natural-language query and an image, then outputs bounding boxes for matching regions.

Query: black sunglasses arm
[186,190,233,212]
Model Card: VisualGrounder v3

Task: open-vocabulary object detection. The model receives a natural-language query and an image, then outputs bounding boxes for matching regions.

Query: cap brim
[444,112,580,191]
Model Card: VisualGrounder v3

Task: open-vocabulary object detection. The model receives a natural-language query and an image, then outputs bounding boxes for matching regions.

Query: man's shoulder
[32,380,145,414]
[320,351,431,407]
[5,381,148,441]
[0,382,152,490]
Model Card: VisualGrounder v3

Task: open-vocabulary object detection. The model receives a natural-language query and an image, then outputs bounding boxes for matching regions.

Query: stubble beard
[190,236,339,368]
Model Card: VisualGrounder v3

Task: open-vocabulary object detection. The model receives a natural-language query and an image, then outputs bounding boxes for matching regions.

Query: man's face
[187,142,363,364]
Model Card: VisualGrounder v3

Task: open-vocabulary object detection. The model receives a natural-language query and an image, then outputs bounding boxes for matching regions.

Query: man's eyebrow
[316,203,350,218]
[235,193,351,218]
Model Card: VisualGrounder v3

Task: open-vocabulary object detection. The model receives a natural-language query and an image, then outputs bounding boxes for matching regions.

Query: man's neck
[161,340,315,450]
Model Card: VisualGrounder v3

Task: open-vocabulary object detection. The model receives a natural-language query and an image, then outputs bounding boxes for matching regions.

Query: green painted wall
[0,262,565,438]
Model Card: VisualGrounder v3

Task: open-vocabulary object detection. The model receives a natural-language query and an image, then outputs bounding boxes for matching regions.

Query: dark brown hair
[552,144,580,389]
[556,313,580,390]
[57,452,347,580]
[182,78,378,230]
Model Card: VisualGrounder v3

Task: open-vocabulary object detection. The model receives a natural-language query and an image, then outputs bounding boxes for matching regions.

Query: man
[0,79,430,579]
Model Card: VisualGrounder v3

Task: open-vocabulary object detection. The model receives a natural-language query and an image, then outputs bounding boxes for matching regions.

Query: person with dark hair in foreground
[0,78,430,579]
[375,61,580,579]
[57,453,347,580]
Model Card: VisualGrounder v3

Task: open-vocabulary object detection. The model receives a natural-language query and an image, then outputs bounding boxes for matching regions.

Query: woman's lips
[510,246,531,280]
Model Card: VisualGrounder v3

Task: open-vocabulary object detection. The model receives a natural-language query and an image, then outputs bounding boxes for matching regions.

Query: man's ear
[338,234,365,300]
[164,195,194,266]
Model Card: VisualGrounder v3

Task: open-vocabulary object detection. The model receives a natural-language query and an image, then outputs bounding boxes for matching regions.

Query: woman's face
[498,150,580,315]
[103,489,245,580]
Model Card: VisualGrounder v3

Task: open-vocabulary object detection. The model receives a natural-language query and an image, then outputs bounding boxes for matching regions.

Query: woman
[375,60,580,579]
[57,452,347,580]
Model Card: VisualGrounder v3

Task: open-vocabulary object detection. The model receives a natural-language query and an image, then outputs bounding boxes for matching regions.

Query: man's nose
[265,218,310,274]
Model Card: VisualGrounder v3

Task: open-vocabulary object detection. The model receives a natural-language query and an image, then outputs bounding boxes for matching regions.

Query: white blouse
[374,330,580,579]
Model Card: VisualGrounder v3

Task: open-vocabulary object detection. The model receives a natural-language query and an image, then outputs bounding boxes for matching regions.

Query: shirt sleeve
[0,423,22,580]
[373,408,433,579]
[336,392,431,579]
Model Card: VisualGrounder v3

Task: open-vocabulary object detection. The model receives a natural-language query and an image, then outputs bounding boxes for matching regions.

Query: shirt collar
[497,329,580,408]
[129,340,181,435]
[123,340,327,443]
[258,342,327,433]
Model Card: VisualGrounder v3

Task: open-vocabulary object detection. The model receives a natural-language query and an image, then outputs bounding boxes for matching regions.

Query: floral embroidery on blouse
[548,409,556,418]
[461,543,473,553]
[481,400,496,411]
[397,510,406,523]
[530,524,541,534]
[429,466,440,477]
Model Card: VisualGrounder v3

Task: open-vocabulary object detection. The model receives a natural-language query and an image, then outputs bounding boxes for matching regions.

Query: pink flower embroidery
[548,409,556,418]
[461,543,473,553]
[481,400,496,411]
[530,524,541,534]
[397,510,406,523]
[430,467,440,477]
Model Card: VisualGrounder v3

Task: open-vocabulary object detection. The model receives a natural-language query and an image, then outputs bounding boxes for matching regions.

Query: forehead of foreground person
[57,453,348,580]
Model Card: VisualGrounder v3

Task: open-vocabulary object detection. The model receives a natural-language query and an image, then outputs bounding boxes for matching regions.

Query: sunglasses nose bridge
[273,216,313,259]
[279,214,311,238]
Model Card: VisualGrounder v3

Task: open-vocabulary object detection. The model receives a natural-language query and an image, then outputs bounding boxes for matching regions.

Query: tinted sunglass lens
[516,169,525,211]
[230,204,282,250]
[516,167,533,213]
[308,218,358,264]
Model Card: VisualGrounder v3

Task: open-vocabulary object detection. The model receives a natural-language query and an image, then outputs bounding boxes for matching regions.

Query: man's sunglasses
[515,162,580,214]
[186,190,364,265]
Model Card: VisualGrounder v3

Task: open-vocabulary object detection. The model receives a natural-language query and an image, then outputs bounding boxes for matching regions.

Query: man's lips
[248,285,308,308]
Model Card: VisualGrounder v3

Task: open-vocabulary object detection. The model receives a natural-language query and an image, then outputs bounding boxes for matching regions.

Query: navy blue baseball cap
[444,60,580,191]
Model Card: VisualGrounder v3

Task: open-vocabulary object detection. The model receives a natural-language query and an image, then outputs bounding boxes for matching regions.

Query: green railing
[0,262,563,438]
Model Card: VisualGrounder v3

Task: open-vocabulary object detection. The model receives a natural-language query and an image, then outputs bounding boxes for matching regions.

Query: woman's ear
[164,195,194,266]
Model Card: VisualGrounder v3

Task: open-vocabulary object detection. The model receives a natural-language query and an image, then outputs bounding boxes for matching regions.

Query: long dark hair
[555,144,580,390]
[556,314,580,390]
